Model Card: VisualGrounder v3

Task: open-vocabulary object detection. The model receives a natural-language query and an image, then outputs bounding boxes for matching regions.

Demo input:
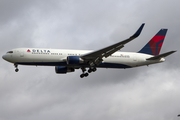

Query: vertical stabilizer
[138,29,167,56]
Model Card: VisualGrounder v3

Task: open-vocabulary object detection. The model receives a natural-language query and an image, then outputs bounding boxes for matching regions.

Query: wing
[81,23,145,66]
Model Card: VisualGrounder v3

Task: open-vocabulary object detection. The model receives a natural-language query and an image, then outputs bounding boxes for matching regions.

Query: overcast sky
[0,0,180,120]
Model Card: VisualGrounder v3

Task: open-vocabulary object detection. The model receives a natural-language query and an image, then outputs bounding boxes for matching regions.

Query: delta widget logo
[27,49,31,52]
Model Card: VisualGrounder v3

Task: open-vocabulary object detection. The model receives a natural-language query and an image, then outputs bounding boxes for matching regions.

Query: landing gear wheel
[15,68,19,72]
[80,73,89,78]
[92,67,97,72]
[88,67,97,73]
[80,74,84,78]
[88,69,92,73]
[84,72,89,77]
[14,64,19,72]
[80,67,91,78]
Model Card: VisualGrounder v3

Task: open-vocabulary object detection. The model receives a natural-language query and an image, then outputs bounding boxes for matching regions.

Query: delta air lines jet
[2,23,176,78]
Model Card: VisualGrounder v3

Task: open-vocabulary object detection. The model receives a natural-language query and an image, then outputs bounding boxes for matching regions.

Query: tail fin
[138,29,168,56]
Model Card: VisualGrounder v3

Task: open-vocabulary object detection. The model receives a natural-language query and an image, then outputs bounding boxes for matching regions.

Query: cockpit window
[7,51,13,53]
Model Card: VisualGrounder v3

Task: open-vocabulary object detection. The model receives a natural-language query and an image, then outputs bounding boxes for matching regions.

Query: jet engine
[67,56,84,65]
[55,66,75,74]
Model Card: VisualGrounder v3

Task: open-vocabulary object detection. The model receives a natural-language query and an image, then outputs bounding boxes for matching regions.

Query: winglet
[130,23,145,39]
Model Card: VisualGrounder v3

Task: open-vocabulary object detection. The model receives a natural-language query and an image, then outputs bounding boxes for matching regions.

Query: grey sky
[0,0,180,120]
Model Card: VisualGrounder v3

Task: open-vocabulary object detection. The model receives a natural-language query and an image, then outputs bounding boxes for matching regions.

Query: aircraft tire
[80,74,84,78]
[84,73,89,77]
[88,69,92,73]
[15,69,19,72]
[92,67,97,72]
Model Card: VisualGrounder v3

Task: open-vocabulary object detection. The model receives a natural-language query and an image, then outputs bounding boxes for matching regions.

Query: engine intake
[55,66,74,74]
[67,56,84,65]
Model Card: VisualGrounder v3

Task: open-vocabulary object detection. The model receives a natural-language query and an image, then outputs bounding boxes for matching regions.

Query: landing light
[2,55,6,60]
[160,58,165,62]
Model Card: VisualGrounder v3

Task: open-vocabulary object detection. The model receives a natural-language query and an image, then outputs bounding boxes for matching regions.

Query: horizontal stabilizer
[146,51,176,60]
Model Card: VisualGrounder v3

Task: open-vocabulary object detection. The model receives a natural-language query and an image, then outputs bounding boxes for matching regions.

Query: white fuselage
[2,48,165,69]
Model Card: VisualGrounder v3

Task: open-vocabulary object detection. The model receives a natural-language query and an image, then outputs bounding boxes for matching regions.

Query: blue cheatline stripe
[16,62,132,69]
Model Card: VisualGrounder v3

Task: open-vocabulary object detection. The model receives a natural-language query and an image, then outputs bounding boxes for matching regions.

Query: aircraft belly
[100,57,133,68]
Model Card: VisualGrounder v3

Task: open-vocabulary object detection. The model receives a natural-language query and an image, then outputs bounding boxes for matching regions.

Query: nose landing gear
[14,64,19,72]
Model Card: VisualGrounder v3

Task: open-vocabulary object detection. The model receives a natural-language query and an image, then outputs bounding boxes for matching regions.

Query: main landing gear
[80,68,89,78]
[80,67,97,78]
[88,67,96,73]
[14,64,19,72]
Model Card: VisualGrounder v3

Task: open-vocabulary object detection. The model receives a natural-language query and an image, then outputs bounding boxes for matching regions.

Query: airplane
[2,23,176,78]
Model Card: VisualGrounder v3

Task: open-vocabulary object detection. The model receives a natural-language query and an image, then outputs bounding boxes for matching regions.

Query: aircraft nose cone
[2,54,13,63]
[2,55,7,61]
[2,55,5,60]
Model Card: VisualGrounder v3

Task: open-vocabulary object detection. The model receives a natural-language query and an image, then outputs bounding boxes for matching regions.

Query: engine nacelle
[55,66,75,74]
[67,56,84,65]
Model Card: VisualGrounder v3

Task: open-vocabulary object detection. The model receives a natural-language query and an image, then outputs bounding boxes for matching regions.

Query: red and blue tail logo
[138,29,167,56]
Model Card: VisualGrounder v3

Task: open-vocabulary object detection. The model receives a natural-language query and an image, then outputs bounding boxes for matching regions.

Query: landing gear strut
[14,64,19,72]
[80,68,89,78]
